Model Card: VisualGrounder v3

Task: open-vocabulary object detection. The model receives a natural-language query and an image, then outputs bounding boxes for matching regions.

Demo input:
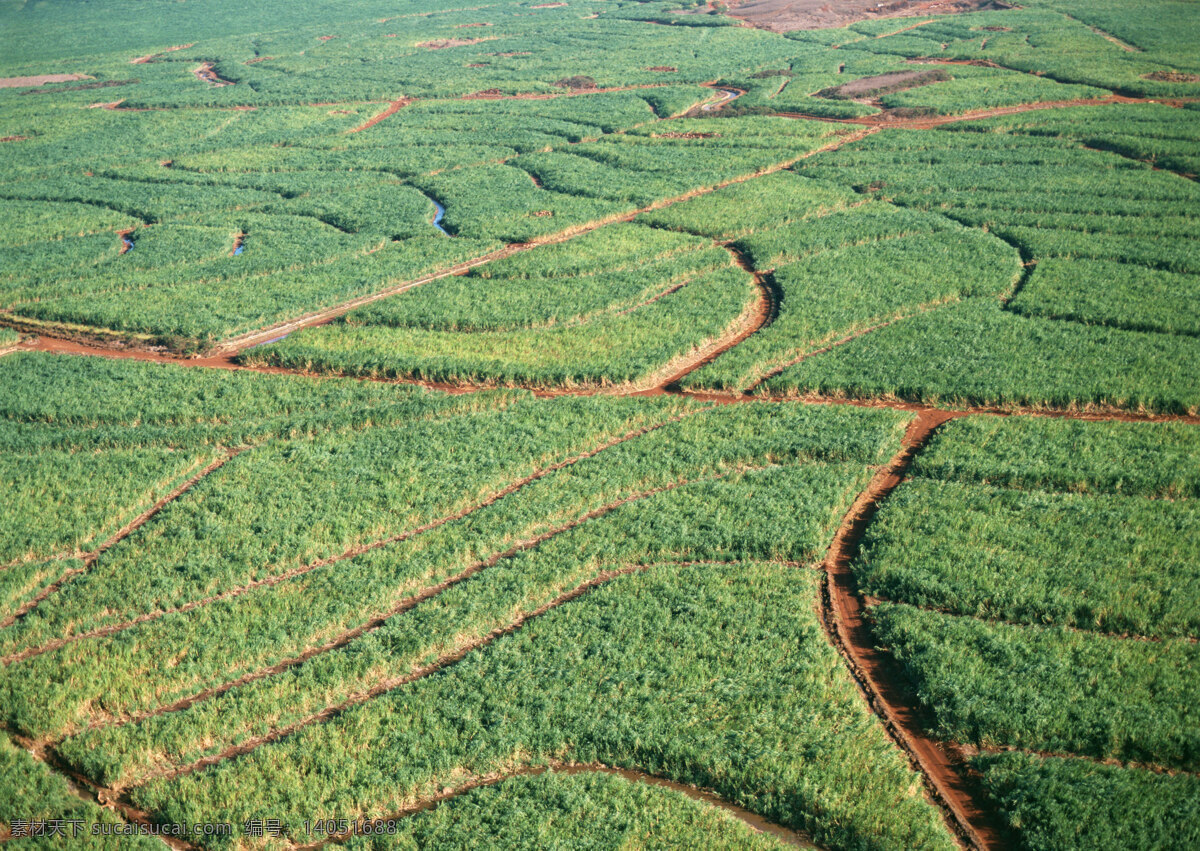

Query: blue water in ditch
[432,199,450,236]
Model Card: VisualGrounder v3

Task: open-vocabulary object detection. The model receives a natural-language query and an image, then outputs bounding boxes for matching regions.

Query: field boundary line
[16,333,1200,424]
[0,448,247,638]
[149,126,872,356]
[291,760,816,850]
[129,476,734,786]
[816,408,1008,850]
[743,298,958,393]
[5,728,201,851]
[3,408,714,667]
[866,594,1200,645]
[656,243,779,390]
[968,742,1200,779]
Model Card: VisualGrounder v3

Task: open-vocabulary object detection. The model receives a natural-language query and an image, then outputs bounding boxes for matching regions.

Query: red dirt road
[819,409,1007,849]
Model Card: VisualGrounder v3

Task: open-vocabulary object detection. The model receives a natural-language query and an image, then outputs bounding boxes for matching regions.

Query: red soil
[0,73,91,88]
[0,136,27,143]
[131,44,194,65]
[346,97,412,132]
[193,63,234,86]
[819,409,1008,849]
[417,37,494,49]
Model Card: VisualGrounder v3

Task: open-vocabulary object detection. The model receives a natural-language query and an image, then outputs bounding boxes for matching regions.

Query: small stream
[701,88,744,112]
[120,233,135,253]
[432,199,450,236]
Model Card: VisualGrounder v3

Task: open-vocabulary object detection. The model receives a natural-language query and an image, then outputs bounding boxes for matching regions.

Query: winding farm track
[817,409,1007,849]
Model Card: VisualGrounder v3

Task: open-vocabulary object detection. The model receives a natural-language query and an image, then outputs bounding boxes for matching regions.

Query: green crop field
[1,0,1197,847]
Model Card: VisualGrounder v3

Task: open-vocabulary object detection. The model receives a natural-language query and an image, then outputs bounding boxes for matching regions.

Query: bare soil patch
[20,79,137,95]
[1144,70,1200,83]
[0,73,91,88]
[455,21,491,27]
[131,44,193,64]
[653,131,719,139]
[647,66,678,72]
[725,0,1012,33]
[347,98,413,133]
[245,56,274,65]
[532,2,569,7]
[194,63,234,86]
[818,69,949,100]
[0,135,27,143]
[554,75,598,91]
[417,37,494,49]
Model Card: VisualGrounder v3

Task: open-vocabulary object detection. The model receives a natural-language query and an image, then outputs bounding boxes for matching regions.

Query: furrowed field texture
[0,0,1197,848]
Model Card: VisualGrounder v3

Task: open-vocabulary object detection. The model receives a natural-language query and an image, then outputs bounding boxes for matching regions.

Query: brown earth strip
[5,409,711,668]
[132,476,721,786]
[131,44,194,65]
[724,0,1010,33]
[657,244,778,391]
[6,730,201,851]
[0,449,246,640]
[0,73,91,88]
[347,98,413,132]
[771,94,1191,129]
[16,334,1200,423]
[817,409,1008,849]
[207,129,865,355]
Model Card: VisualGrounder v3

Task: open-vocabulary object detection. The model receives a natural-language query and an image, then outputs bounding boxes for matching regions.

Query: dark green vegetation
[857,414,1200,847]
[770,127,1200,413]
[2,0,1199,847]
[0,353,960,849]
[973,752,1200,851]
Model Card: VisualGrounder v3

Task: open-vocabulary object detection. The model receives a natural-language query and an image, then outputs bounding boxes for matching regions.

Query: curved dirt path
[292,761,817,850]
[656,244,779,391]
[817,408,1006,849]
